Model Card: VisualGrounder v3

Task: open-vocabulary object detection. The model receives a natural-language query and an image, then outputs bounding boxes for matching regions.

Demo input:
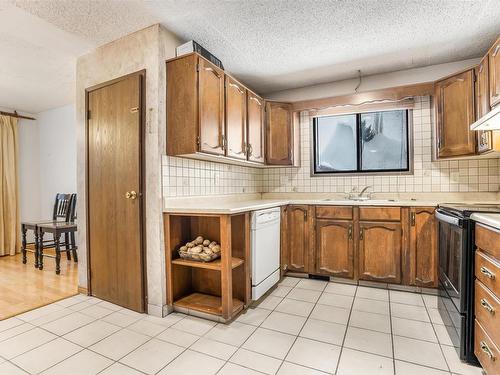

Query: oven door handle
[435,210,462,227]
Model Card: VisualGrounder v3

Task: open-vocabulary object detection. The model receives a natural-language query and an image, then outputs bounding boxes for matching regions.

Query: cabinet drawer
[476,224,500,259]
[359,207,400,221]
[476,251,500,297]
[475,280,500,346]
[475,319,500,375]
[315,206,352,220]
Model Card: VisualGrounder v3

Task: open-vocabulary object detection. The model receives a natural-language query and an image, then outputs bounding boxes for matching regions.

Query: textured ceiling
[146,0,500,94]
[1,0,500,112]
[0,0,158,113]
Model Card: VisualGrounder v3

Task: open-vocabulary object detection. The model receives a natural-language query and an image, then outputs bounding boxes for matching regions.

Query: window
[313,109,410,175]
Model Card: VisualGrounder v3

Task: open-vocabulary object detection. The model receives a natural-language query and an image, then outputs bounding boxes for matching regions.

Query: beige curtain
[0,115,20,256]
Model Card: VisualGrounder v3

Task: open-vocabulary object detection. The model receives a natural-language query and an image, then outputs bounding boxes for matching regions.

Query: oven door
[436,209,467,313]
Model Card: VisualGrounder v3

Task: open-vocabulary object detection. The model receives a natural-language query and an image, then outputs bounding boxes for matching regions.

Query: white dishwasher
[251,207,281,300]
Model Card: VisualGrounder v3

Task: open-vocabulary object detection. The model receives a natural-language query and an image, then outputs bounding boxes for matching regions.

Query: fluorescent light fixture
[470,105,500,130]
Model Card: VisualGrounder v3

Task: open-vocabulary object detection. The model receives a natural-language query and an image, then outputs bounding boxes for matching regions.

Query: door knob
[125,191,138,200]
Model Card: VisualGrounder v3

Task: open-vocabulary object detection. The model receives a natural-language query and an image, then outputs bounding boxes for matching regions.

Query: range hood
[470,105,500,130]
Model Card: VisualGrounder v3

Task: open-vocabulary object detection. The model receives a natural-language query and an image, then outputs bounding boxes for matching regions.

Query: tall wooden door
[316,220,354,279]
[225,76,247,160]
[199,57,225,155]
[435,70,476,158]
[87,74,145,312]
[358,221,402,284]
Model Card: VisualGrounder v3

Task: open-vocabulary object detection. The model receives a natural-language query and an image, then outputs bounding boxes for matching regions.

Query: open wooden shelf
[171,257,244,270]
[164,212,251,321]
[173,292,244,316]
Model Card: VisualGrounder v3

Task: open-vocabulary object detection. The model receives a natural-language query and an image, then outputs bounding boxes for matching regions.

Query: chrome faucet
[348,186,373,201]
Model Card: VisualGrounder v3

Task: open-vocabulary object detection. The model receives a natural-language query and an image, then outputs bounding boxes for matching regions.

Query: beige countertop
[164,198,445,214]
[471,213,500,230]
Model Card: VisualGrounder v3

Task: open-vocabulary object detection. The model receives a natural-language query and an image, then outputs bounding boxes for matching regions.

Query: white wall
[14,104,76,241]
[266,59,480,102]
[36,104,77,218]
[17,117,41,227]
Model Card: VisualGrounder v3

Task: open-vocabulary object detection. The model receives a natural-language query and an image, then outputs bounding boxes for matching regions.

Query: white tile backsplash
[162,156,262,197]
[261,96,500,194]
[162,96,500,198]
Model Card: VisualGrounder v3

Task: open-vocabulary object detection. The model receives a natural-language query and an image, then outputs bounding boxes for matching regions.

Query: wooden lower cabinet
[316,220,354,278]
[409,207,438,287]
[358,221,402,284]
[280,205,436,288]
[283,205,313,273]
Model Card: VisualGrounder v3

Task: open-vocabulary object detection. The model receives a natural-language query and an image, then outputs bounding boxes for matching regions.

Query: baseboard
[77,286,88,295]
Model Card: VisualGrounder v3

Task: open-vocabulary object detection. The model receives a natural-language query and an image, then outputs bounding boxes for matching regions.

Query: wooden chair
[37,195,78,274]
[20,193,75,268]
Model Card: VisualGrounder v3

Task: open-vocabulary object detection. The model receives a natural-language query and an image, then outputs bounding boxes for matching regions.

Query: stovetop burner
[438,203,500,217]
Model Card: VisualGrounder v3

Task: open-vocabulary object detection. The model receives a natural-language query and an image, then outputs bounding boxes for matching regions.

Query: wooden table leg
[71,232,78,262]
[65,233,71,261]
[54,232,62,275]
[38,230,44,270]
[21,224,27,264]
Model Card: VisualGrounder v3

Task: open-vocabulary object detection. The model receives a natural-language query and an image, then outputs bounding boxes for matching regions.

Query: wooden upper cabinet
[225,76,247,160]
[246,91,265,163]
[358,221,402,284]
[476,57,493,154]
[477,56,491,118]
[266,102,293,165]
[199,57,225,155]
[316,220,354,279]
[285,205,312,273]
[434,69,476,158]
[166,53,198,156]
[489,37,500,108]
[409,207,437,288]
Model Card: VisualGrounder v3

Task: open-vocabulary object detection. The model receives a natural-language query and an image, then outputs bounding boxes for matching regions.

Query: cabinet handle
[348,225,353,240]
[493,44,500,57]
[480,266,496,280]
[247,143,253,157]
[250,96,262,106]
[480,298,495,314]
[410,212,416,226]
[359,228,364,240]
[229,82,244,94]
[204,66,221,78]
[480,341,495,361]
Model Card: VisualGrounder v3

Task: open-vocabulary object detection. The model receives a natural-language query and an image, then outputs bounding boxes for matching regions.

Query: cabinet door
[286,205,312,273]
[198,57,225,155]
[316,220,354,278]
[225,76,247,160]
[489,38,500,107]
[266,102,293,165]
[358,221,402,284]
[435,70,476,158]
[476,58,493,153]
[247,92,265,163]
[410,207,438,288]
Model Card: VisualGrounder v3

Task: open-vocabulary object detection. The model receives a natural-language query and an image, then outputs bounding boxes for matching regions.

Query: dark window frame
[312,109,411,175]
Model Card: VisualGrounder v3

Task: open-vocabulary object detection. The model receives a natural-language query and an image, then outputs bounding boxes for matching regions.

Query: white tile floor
[0,278,485,375]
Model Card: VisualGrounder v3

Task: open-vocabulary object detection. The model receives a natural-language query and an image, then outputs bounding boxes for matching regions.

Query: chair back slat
[52,193,77,222]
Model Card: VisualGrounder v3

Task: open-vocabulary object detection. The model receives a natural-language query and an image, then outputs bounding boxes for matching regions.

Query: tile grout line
[423,298,453,374]
[273,280,325,374]
[388,288,397,375]
[333,283,358,375]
